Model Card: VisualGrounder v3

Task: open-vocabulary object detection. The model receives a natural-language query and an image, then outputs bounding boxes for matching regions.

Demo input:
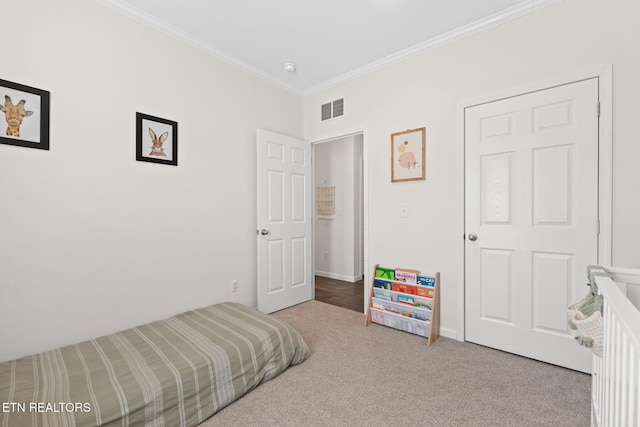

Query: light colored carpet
[199,300,591,426]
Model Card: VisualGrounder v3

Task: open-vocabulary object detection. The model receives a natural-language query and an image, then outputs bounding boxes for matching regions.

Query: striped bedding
[0,302,308,427]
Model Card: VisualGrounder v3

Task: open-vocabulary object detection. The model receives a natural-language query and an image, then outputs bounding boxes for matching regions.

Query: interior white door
[464,78,599,373]
[257,129,313,313]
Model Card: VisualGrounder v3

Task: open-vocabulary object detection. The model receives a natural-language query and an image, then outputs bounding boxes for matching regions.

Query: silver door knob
[260,229,270,235]
[468,233,478,241]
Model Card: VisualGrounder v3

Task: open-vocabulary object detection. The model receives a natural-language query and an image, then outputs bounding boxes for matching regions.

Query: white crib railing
[590,266,640,427]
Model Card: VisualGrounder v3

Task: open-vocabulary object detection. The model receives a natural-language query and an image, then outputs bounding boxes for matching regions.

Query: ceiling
[96,0,558,95]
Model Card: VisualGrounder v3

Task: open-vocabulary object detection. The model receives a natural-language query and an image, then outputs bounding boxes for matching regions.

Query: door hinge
[597,102,601,118]
[596,220,600,235]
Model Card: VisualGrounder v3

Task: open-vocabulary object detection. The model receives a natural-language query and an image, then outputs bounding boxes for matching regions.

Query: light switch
[399,203,409,218]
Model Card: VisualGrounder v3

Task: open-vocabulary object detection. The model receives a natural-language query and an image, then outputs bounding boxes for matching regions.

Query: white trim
[314,271,363,283]
[94,0,301,95]
[533,0,565,10]
[597,66,613,266]
[311,130,363,146]
[303,0,565,95]
[439,327,458,340]
[311,128,369,314]
[456,65,614,342]
[95,0,565,96]
[362,129,370,315]
[456,103,467,342]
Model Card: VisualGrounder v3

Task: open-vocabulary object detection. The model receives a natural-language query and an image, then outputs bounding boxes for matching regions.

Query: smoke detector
[282,62,297,73]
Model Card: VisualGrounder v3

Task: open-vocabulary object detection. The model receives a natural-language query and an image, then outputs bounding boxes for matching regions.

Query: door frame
[455,65,613,342]
[311,129,369,313]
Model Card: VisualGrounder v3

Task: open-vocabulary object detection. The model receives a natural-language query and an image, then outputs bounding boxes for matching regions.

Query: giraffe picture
[391,127,426,182]
[0,79,50,150]
[136,112,178,166]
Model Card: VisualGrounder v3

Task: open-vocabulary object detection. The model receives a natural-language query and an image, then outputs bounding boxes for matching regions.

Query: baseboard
[439,327,457,340]
[315,271,363,283]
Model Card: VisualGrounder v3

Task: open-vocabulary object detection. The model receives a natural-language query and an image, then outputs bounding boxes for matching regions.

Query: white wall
[4,0,638,361]
[313,135,363,282]
[0,0,302,362]
[303,0,640,337]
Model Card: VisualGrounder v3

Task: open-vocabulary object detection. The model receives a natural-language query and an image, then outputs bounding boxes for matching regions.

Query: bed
[0,302,309,426]
[588,266,640,427]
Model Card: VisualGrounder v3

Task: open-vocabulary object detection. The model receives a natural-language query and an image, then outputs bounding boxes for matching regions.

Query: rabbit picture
[148,127,168,157]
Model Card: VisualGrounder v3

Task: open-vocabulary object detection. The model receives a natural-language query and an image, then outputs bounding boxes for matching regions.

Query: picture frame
[0,79,50,150]
[136,112,178,166]
[391,127,425,182]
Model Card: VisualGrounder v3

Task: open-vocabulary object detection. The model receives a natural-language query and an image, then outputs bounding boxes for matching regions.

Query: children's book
[417,274,436,287]
[397,294,415,306]
[374,278,391,290]
[394,267,420,284]
[414,301,432,311]
[373,291,392,301]
[375,267,395,280]
[416,287,435,298]
[392,282,417,295]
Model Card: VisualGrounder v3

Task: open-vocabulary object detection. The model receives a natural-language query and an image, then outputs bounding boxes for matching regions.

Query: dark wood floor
[314,276,365,313]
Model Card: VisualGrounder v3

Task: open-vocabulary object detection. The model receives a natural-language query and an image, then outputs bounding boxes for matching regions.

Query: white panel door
[465,79,599,372]
[257,129,313,313]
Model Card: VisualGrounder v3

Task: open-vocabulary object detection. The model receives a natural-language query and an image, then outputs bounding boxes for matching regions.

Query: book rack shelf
[364,264,440,345]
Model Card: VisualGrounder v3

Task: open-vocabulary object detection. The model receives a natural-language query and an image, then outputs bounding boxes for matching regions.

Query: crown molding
[95,0,565,97]
[94,0,303,95]
[533,0,565,11]
[303,0,565,95]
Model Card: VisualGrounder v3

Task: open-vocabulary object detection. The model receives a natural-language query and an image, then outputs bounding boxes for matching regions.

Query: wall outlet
[232,279,239,292]
[324,251,328,259]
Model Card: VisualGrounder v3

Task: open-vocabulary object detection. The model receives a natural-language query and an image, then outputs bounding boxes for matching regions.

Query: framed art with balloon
[391,127,425,182]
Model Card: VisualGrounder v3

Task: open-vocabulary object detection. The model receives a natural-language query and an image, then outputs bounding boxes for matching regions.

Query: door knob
[260,229,270,235]
[468,233,478,241]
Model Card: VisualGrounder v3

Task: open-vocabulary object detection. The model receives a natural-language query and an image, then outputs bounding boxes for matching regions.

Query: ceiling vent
[321,98,344,121]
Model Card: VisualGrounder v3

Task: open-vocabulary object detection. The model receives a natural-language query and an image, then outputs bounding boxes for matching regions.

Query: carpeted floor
[199,300,591,426]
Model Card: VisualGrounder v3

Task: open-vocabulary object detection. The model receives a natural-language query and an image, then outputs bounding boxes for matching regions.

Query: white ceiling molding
[94,0,301,95]
[533,0,565,10]
[303,0,565,95]
[95,0,565,97]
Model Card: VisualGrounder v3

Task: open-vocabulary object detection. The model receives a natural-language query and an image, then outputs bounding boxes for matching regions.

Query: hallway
[314,276,364,313]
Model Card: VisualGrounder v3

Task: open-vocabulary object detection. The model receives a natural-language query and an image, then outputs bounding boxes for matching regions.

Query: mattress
[0,302,308,426]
